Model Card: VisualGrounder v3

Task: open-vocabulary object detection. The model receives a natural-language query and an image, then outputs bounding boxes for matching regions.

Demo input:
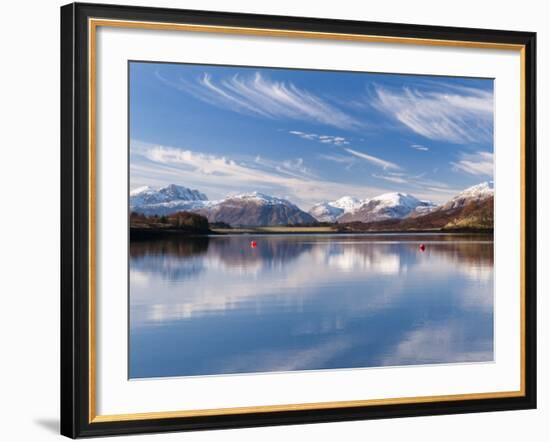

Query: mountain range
[130,182,494,229]
[341,181,494,232]
[130,184,208,214]
[131,187,315,226]
[192,193,316,226]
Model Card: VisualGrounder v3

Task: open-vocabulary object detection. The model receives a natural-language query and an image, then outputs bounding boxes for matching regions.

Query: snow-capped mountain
[308,196,362,222]
[440,181,494,210]
[130,184,208,214]
[343,182,494,231]
[221,192,297,207]
[308,203,344,223]
[131,186,315,226]
[130,182,492,228]
[194,192,316,226]
[338,192,436,223]
[331,196,363,212]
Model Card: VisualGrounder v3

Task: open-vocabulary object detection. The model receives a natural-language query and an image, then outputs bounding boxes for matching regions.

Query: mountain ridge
[337,192,437,223]
[130,185,315,226]
[339,183,494,232]
[130,182,494,229]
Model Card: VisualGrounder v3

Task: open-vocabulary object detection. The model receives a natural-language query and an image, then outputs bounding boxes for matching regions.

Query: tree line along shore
[130,207,493,239]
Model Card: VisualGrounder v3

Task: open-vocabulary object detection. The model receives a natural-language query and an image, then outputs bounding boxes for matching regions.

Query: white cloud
[255,155,315,179]
[317,153,356,171]
[145,145,311,184]
[131,140,460,205]
[158,70,360,130]
[372,85,493,144]
[411,144,429,151]
[318,154,354,164]
[131,141,388,207]
[282,158,308,174]
[289,131,350,146]
[344,148,401,171]
[370,171,461,203]
[451,151,494,177]
[372,173,408,184]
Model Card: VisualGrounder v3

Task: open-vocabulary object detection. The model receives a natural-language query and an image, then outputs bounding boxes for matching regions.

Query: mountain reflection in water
[130,234,493,378]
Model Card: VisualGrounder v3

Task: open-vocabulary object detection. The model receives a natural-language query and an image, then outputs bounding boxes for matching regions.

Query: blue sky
[130,62,494,208]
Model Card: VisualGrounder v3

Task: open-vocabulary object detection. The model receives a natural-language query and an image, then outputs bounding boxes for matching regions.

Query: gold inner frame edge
[87,17,527,424]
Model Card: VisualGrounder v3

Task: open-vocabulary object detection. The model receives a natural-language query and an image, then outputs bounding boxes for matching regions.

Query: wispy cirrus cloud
[371,171,459,200]
[372,85,493,144]
[451,151,493,177]
[131,141,388,207]
[372,172,408,184]
[144,145,309,184]
[289,130,350,146]
[254,155,315,179]
[344,148,401,171]
[317,153,356,171]
[318,153,355,164]
[411,144,429,151]
[157,70,360,130]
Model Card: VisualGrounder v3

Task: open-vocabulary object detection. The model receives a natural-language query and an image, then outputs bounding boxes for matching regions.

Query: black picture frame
[61,2,537,438]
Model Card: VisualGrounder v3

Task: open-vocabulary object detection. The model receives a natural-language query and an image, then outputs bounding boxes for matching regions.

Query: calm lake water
[129,234,494,379]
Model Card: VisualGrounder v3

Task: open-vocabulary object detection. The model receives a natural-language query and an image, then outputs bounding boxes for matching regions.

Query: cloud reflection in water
[129,234,493,378]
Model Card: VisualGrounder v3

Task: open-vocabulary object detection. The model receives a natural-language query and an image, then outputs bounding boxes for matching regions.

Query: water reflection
[130,234,494,378]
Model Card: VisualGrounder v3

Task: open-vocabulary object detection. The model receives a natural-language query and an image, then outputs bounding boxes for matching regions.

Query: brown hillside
[339,196,493,232]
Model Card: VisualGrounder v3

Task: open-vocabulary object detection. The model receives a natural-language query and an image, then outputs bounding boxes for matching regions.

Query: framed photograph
[60,2,536,438]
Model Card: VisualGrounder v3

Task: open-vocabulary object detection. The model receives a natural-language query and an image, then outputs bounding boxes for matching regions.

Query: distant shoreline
[130,225,493,239]
[130,227,213,240]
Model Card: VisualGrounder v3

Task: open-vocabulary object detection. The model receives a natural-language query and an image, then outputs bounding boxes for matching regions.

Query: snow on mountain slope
[308,196,362,222]
[194,192,315,226]
[409,201,438,217]
[130,182,491,226]
[223,192,297,207]
[130,186,315,225]
[130,184,208,208]
[338,192,436,223]
[441,181,494,210]
[331,196,362,212]
[308,203,345,223]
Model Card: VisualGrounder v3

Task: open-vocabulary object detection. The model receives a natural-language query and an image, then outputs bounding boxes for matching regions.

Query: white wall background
[0,0,546,440]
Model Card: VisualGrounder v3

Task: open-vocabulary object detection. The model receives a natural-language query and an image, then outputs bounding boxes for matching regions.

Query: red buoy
[250,240,257,248]
[419,243,426,252]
